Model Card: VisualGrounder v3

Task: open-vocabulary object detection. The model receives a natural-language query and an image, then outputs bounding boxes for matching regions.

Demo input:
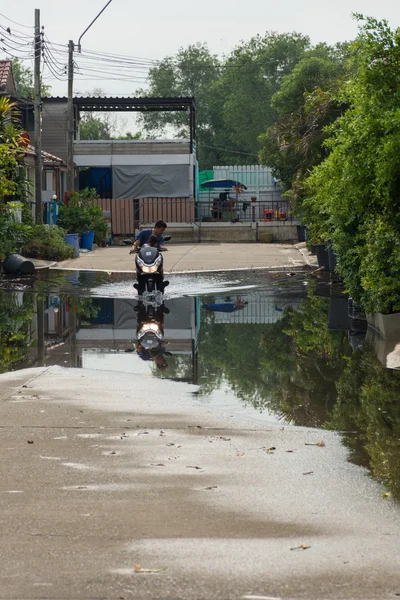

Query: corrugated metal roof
[24,143,65,165]
[42,96,196,112]
[0,59,15,93]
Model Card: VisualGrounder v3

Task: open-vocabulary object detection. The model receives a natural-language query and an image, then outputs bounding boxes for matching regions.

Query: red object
[19,132,30,147]
[262,209,274,222]
[64,191,70,205]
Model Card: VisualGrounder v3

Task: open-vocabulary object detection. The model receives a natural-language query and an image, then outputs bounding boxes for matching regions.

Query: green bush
[0,204,32,261]
[22,225,76,261]
[57,188,107,244]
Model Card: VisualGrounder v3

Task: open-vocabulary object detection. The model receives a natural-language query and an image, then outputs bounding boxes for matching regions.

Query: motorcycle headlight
[142,264,159,274]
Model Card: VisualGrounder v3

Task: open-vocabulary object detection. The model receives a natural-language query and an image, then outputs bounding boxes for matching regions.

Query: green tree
[218,32,311,164]
[12,59,51,98]
[259,45,349,205]
[138,43,221,168]
[138,34,310,168]
[304,16,400,313]
[79,114,113,140]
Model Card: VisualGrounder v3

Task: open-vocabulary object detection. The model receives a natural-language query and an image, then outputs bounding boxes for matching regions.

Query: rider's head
[154,220,167,235]
[154,354,168,369]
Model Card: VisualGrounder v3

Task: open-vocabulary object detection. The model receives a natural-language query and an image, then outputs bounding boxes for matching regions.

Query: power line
[0,12,34,29]
[200,143,259,158]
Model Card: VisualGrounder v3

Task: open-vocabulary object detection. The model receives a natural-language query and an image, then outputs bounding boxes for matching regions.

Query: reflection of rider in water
[204,297,248,313]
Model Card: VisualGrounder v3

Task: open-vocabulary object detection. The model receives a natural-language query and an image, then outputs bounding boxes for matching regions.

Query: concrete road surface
[0,366,399,600]
[56,243,310,273]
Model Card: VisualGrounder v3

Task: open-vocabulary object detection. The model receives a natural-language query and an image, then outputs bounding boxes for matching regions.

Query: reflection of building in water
[28,294,200,374]
[76,297,198,347]
[76,297,199,375]
[207,289,305,324]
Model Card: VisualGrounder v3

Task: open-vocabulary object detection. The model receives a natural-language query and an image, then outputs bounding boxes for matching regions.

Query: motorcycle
[125,236,171,298]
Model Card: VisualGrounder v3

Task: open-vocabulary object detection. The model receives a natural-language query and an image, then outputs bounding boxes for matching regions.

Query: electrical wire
[0,12,34,29]
[199,143,259,158]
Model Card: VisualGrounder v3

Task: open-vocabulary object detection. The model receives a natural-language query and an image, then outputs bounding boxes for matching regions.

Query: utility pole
[34,8,42,224]
[67,39,75,192]
[66,0,113,192]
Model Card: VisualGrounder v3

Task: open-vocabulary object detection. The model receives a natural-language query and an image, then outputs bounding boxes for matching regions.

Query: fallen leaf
[205,486,218,490]
[134,564,168,574]
[186,465,202,469]
[305,440,325,447]
[382,492,391,499]
[286,450,296,453]
[151,463,165,467]
[264,447,275,454]
[236,452,245,456]
[27,440,34,444]
[290,544,311,551]
[188,425,202,429]
[303,471,314,476]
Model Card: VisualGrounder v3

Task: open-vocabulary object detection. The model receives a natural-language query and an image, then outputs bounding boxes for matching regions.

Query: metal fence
[93,195,292,236]
[197,198,292,223]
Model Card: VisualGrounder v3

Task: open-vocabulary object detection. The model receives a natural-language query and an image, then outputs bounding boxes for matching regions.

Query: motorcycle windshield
[139,246,159,265]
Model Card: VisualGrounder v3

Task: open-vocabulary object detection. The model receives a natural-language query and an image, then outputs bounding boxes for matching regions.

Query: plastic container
[296,225,307,242]
[327,242,337,271]
[80,230,95,251]
[314,243,329,270]
[3,253,35,275]
[64,233,80,257]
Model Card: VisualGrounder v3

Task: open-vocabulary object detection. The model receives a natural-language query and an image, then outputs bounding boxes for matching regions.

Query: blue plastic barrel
[64,233,80,257]
[80,230,95,250]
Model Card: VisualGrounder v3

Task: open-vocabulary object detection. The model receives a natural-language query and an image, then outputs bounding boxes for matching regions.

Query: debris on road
[305,440,326,447]
[134,564,168,574]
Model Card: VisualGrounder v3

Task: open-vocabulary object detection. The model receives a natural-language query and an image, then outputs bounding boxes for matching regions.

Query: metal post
[34,9,42,224]
[67,40,74,192]
[77,0,113,52]
[36,295,45,367]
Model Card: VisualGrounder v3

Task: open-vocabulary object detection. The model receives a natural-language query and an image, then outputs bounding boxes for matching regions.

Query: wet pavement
[0,268,399,503]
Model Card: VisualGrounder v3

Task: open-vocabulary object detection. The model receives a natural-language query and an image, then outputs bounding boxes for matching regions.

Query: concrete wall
[138,222,299,243]
[42,101,69,160]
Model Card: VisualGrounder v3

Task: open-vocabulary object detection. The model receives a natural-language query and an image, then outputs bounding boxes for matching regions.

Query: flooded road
[0,268,399,500]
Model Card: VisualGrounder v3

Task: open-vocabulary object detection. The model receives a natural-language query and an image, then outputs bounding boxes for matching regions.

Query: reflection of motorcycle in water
[125,301,171,370]
[126,236,171,298]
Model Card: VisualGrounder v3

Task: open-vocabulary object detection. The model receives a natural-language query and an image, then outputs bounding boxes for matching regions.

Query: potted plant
[57,188,106,252]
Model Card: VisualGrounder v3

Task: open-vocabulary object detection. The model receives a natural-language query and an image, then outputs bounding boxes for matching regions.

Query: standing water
[0,268,399,500]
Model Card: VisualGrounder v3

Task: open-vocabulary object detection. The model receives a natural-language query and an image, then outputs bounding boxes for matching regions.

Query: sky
[2,0,400,99]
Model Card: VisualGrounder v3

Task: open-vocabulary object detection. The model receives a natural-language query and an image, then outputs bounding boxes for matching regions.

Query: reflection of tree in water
[196,286,400,498]
[331,345,400,500]
[151,354,193,381]
[66,296,101,324]
[196,289,350,427]
[0,291,34,373]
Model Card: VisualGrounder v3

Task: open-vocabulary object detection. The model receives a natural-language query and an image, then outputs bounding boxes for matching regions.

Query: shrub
[0,204,32,261]
[22,225,76,261]
[57,188,107,244]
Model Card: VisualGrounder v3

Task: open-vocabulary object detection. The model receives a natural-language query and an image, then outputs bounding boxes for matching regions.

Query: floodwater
[0,268,399,500]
